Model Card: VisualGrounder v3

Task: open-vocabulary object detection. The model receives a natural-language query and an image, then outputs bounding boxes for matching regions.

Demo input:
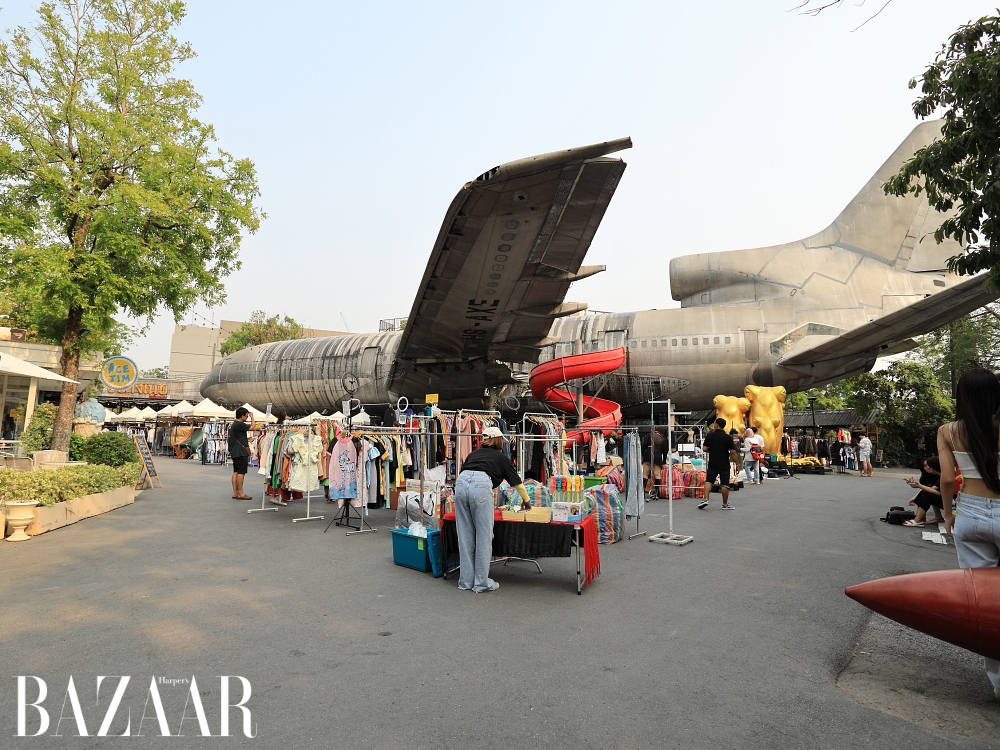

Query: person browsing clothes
[229,406,254,500]
[701,418,741,510]
[455,426,531,593]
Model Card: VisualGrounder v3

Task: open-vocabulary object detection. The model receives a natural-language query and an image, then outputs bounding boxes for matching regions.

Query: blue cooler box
[391,528,440,573]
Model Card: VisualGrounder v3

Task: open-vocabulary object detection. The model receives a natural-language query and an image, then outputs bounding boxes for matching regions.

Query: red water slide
[529,347,627,446]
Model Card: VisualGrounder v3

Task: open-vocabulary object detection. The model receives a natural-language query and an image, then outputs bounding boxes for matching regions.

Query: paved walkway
[0,460,995,748]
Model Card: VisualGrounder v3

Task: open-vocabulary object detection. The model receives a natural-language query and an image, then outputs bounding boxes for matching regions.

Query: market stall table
[439,511,600,594]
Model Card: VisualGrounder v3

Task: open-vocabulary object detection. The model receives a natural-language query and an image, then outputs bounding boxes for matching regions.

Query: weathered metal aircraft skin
[201,122,997,415]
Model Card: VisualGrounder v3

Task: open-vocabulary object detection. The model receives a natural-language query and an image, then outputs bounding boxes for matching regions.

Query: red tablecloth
[441,511,600,588]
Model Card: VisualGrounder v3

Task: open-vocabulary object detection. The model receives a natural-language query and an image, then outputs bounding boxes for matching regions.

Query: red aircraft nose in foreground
[845,568,1000,661]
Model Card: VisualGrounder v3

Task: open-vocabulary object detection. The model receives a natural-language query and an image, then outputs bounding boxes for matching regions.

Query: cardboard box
[551,501,585,523]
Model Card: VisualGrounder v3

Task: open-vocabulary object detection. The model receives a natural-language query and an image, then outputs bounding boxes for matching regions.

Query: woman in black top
[455,426,530,593]
[903,456,943,526]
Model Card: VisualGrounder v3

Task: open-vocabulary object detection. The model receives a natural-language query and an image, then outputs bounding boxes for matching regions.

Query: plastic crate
[427,530,443,578]
[391,528,436,572]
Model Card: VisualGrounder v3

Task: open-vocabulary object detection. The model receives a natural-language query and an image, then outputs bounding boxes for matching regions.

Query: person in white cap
[455,426,531,593]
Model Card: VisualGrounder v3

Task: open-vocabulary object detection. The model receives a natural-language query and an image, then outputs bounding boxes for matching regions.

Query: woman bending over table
[455,426,530,593]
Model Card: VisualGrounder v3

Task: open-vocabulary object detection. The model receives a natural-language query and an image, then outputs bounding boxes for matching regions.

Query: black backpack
[882,506,916,524]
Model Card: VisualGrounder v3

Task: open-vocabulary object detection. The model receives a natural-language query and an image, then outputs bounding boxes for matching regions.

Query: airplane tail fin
[670,120,963,307]
[824,119,960,273]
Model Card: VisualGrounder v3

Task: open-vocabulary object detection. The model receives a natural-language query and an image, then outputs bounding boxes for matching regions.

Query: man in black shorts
[229,406,255,499]
[701,418,740,510]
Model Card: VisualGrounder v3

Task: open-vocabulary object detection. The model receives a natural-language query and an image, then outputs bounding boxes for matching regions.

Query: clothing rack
[248,424,325,524]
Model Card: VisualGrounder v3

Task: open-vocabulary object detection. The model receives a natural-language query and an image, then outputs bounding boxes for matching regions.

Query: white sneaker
[721,504,736,510]
[697,499,709,509]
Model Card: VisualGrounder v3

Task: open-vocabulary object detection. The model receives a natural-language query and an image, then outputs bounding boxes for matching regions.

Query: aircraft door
[603,330,626,351]
[743,330,759,361]
[360,346,381,379]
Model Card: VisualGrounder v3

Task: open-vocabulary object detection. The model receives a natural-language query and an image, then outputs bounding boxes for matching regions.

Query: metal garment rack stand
[248,424,305,515]
[646,397,694,546]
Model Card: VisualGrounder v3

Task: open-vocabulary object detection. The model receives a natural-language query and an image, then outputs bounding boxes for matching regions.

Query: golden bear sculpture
[713,395,750,436]
[744,385,786,456]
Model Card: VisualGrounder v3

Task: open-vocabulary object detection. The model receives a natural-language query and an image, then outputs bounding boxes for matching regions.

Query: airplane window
[672,339,677,346]
[714,337,719,344]
[725,336,731,344]
[641,340,647,347]
[662,339,667,347]
[629,340,636,348]
[692,338,698,345]
[651,339,656,347]
[681,339,687,345]
[703,337,709,345]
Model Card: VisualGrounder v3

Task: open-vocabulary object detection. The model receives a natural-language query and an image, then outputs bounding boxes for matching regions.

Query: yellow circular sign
[101,356,138,389]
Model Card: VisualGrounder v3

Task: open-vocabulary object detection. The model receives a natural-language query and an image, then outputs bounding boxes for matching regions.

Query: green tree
[141,366,169,379]
[785,386,846,411]
[0,0,262,452]
[849,361,954,463]
[19,402,57,456]
[884,14,1000,289]
[219,311,304,356]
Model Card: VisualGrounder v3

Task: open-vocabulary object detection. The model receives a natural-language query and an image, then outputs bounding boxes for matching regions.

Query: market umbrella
[0,353,78,383]
[192,397,236,419]
[139,406,158,420]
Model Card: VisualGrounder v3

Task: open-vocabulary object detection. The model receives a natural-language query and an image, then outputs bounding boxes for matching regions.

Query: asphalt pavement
[0,460,995,749]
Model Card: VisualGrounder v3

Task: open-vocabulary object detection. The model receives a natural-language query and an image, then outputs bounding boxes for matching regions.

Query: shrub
[0,462,141,506]
[69,433,85,461]
[19,403,57,456]
[80,431,139,467]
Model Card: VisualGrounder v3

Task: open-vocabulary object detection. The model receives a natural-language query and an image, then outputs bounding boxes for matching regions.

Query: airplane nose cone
[200,363,223,401]
[845,568,1000,661]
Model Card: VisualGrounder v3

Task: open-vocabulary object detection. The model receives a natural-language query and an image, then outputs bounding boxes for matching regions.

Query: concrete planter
[19,485,135,538]
[5,501,39,541]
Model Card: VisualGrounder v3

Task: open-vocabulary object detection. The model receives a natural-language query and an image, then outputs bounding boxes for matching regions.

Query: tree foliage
[849,361,954,463]
[219,311,304,356]
[19,401,57,456]
[0,0,263,451]
[785,385,847,411]
[141,366,169,379]
[884,14,1000,289]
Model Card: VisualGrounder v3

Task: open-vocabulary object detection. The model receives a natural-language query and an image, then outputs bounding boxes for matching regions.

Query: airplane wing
[778,274,997,366]
[388,138,631,402]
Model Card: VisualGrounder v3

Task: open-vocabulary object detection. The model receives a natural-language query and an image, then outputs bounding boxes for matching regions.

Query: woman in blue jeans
[938,369,1000,696]
[455,427,531,593]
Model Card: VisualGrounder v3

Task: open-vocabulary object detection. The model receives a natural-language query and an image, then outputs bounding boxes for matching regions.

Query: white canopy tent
[168,400,195,418]
[114,407,143,422]
[192,398,235,419]
[241,403,277,424]
[138,406,159,420]
[288,411,325,425]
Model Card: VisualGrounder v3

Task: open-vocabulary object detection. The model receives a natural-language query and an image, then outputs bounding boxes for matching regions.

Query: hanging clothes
[329,437,360,506]
[623,432,643,519]
[287,432,322,493]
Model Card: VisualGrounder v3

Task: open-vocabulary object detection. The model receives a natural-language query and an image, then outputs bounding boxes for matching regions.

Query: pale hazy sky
[2,1,996,371]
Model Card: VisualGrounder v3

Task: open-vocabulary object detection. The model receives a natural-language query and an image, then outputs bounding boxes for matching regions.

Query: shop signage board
[101,356,139,389]
[133,435,163,489]
[425,393,439,404]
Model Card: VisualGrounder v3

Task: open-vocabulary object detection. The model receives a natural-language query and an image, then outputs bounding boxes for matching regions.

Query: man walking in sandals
[229,406,255,499]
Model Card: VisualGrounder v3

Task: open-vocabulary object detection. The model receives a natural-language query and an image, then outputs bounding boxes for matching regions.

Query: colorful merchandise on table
[587,483,624,544]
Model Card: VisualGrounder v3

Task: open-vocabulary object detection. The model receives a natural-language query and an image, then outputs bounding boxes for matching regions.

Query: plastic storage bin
[583,476,607,490]
[391,528,440,573]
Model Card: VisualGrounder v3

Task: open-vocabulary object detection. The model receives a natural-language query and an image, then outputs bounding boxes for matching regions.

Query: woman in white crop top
[937,368,1000,696]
